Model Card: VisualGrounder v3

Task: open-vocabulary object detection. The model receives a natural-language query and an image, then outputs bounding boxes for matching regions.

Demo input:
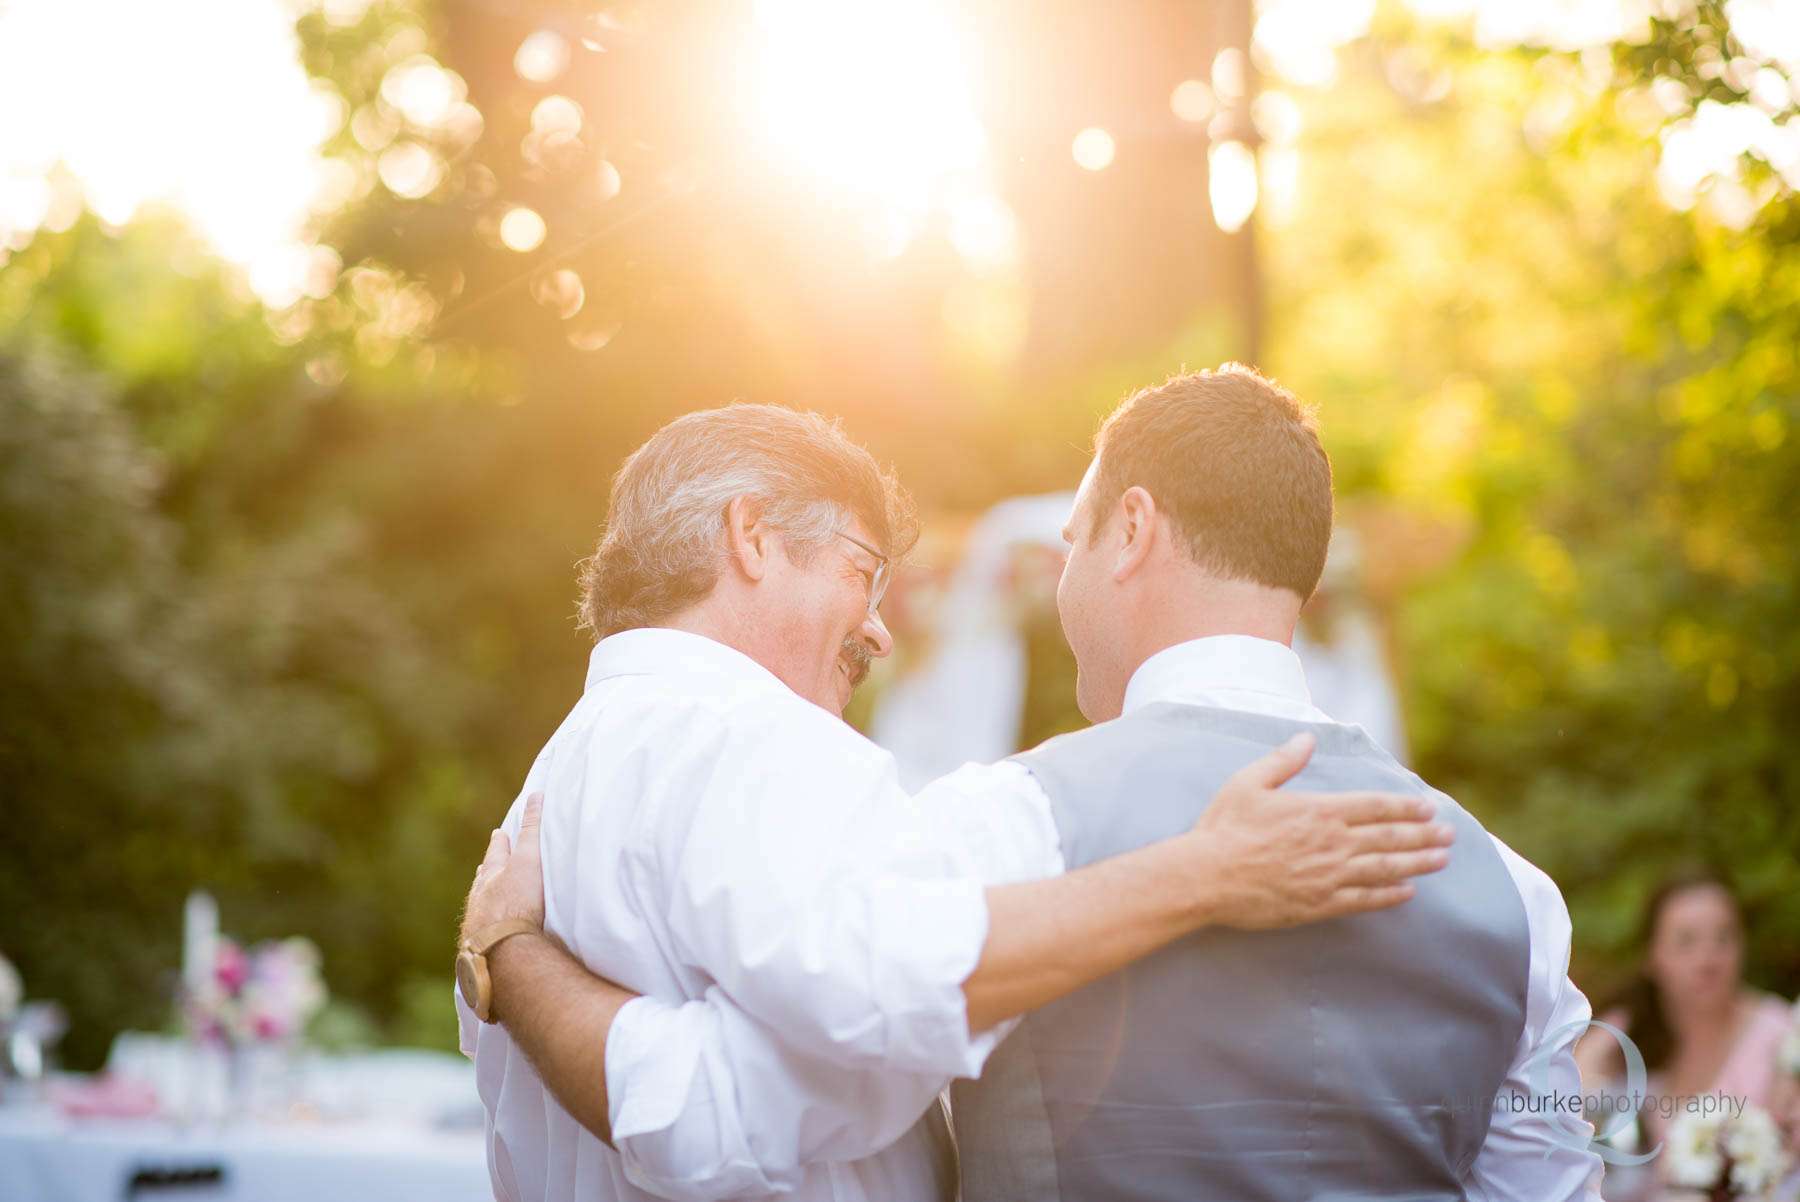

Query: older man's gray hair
[578,403,917,640]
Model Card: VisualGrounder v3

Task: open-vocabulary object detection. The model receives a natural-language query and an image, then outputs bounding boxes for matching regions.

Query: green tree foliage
[1266,9,1799,996]
[0,220,505,1063]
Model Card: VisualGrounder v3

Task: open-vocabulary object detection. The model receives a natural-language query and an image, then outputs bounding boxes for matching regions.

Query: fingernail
[1433,823,1455,841]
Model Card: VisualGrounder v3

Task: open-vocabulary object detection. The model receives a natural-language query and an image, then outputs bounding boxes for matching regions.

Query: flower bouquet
[1778,999,1800,1081]
[1666,1105,1794,1202]
[182,936,326,1048]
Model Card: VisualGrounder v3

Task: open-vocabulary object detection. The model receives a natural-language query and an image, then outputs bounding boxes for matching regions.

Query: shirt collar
[1120,634,1315,718]
[585,627,792,695]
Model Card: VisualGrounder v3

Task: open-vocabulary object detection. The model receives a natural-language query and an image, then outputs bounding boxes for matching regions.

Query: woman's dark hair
[1605,866,1741,1071]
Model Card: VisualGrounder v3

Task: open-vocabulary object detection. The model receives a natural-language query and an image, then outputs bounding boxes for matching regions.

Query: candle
[181,890,218,994]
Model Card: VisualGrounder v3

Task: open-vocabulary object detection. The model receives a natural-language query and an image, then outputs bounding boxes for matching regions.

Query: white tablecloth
[0,1107,492,1201]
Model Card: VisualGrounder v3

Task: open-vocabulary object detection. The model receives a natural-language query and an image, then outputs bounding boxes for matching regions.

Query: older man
[455,401,1456,1202]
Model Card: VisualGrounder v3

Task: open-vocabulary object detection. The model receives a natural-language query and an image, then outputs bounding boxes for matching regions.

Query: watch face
[456,951,484,1014]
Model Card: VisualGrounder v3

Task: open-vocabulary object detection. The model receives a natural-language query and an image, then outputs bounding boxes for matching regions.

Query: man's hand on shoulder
[462,792,547,945]
[1187,734,1455,929]
[964,734,1457,1031]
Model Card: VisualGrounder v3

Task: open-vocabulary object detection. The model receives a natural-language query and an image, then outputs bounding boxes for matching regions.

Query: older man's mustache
[840,637,873,688]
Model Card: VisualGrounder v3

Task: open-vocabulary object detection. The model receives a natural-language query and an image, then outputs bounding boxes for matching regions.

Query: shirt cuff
[605,995,682,1141]
[454,981,479,1059]
[605,994,791,1201]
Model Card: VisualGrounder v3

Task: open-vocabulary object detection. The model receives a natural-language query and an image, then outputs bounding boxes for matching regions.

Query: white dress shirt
[456,629,1005,1202]
[471,632,1603,1202]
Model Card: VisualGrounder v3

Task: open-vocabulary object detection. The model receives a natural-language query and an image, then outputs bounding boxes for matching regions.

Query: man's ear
[723,494,773,582]
[1114,485,1158,582]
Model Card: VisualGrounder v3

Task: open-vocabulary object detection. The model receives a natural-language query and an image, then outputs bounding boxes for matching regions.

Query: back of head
[1089,364,1333,600]
[578,403,916,639]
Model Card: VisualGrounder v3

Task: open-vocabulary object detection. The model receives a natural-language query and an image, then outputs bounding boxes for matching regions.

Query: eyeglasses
[836,530,891,616]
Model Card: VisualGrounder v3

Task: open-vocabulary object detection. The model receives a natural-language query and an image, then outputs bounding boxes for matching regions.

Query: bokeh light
[1171,79,1217,123]
[499,206,547,252]
[378,142,443,199]
[566,319,620,352]
[1253,91,1304,146]
[530,96,584,137]
[531,268,585,319]
[1209,139,1259,233]
[1213,47,1249,104]
[514,30,570,84]
[594,160,622,202]
[1252,0,1374,88]
[381,56,464,130]
[1071,128,1116,172]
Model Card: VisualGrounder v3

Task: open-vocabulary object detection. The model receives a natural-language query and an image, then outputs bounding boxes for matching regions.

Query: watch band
[457,918,541,1025]
[465,917,539,956]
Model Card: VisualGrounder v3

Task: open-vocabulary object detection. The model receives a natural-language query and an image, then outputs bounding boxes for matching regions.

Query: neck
[1662,990,1739,1038]
[659,594,755,657]
[1118,576,1301,685]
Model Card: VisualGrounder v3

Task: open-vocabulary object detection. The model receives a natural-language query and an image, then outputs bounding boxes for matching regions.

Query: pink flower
[214,940,250,993]
[183,934,325,1049]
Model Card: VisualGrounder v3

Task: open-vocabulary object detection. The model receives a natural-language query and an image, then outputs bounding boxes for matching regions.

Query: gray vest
[951,703,1530,1202]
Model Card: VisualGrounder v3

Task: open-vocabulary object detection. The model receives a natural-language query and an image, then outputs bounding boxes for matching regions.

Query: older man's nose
[859,608,894,659]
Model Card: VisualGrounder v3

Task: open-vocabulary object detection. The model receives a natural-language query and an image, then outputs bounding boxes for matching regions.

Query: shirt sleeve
[1463,836,1605,1201]
[605,755,1058,1197]
[604,991,987,1201]
[906,759,1066,884]
[650,697,1001,1079]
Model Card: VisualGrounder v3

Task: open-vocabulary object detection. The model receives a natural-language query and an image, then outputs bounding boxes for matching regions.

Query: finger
[1340,847,1452,888]
[477,828,510,875]
[1227,733,1316,791]
[1345,821,1456,856]
[1322,882,1416,917]
[1315,791,1441,827]
[516,792,544,857]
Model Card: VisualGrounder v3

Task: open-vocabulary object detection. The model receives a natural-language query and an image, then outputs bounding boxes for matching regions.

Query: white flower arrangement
[1724,1107,1792,1197]
[1667,1104,1794,1200]
[1668,1111,1727,1189]
[1776,998,1800,1079]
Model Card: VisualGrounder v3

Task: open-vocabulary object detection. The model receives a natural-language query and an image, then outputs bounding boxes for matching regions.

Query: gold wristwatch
[456,918,540,1023]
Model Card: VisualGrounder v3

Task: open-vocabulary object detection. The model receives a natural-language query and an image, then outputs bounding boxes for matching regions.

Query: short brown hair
[1087,365,1332,598]
[578,403,917,639]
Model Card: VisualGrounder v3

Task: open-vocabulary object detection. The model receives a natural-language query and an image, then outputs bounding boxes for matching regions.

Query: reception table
[0,1106,491,1201]
[0,1039,493,1201]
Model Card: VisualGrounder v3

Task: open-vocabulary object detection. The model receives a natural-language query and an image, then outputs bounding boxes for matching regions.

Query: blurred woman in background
[1576,867,1799,1185]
